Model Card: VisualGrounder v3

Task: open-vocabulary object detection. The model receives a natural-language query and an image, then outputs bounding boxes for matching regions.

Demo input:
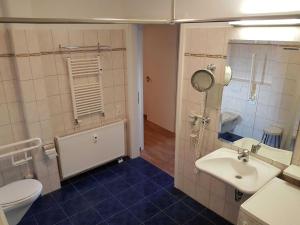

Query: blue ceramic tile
[129,199,160,222]
[164,185,187,200]
[116,187,144,207]
[51,184,79,203]
[144,212,177,225]
[94,197,125,219]
[106,209,141,225]
[147,189,178,210]
[127,157,152,169]
[133,180,161,197]
[64,172,90,184]
[186,214,214,225]
[18,215,37,225]
[83,185,112,206]
[164,201,197,224]
[27,194,57,215]
[104,177,131,195]
[182,196,205,212]
[137,164,161,177]
[202,209,233,225]
[72,175,98,193]
[35,207,67,225]
[151,172,174,187]
[70,208,102,225]
[109,162,132,175]
[56,218,73,225]
[60,195,89,216]
[92,169,120,184]
[120,169,147,185]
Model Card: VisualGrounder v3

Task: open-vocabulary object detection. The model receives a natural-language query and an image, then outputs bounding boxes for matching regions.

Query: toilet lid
[0,179,42,206]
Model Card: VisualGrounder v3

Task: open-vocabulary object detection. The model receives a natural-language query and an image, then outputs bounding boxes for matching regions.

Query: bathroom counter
[239,177,300,225]
[283,164,300,181]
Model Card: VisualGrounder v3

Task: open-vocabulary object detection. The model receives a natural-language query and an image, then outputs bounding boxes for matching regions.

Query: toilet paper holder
[42,143,58,159]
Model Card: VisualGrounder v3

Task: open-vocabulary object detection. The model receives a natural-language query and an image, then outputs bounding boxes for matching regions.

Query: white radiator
[55,120,126,179]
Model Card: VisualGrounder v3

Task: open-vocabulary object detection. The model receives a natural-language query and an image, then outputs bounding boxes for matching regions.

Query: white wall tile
[7,102,24,123]
[98,30,111,46]
[20,80,36,102]
[0,58,15,81]
[16,57,32,81]
[46,76,60,96]
[0,104,10,126]
[30,56,44,78]
[38,29,54,52]
[10,29,28,54]
[83,30,98,46]
[25,30,40,53]
[3,80,19,102]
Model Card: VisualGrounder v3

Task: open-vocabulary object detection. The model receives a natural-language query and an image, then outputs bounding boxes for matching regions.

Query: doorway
[141,24,179,176]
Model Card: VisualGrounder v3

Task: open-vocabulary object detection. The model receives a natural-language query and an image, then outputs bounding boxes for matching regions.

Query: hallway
[141,120,175,176]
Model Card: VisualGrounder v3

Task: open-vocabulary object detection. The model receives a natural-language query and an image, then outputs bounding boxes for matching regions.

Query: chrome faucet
[238,149,250,162]
[251,143,261,153]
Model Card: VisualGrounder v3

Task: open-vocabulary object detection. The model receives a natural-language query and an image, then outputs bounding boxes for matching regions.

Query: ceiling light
[229,19,300,26]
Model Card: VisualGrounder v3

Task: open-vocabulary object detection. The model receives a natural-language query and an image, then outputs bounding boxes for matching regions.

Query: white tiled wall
[0,25,128,194]
[222,43,300,149]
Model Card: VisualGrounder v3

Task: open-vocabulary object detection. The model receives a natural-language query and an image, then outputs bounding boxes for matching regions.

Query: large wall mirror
[218,40,300,166]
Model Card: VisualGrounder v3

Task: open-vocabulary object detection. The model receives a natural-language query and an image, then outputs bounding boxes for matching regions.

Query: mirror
[218,40,300,166]
[191,69,215,92]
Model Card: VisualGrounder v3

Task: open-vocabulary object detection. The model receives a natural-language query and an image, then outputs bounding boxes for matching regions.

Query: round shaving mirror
[191,69,215,92]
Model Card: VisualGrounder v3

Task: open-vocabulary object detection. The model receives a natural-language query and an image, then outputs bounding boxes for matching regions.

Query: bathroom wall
[175,24,300,224]
[0,25,29,187]
[143,25,178,132]
[0,24,129,194]
[222,43,300,149]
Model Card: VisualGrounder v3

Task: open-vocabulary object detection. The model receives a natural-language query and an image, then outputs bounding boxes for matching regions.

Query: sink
[195,148,281,194]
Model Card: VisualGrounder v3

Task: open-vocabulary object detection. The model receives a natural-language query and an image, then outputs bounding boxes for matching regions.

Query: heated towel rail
[67,56,105,124]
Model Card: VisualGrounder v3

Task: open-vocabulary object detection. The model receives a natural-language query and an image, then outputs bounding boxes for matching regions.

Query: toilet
[0,179,43,225]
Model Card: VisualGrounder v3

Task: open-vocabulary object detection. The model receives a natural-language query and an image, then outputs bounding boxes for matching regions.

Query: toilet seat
[0,179,42,208]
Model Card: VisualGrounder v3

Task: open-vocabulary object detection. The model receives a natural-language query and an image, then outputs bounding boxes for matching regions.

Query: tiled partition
[0,24,128,194]
[175,24,300,224]
[175,25,243,224]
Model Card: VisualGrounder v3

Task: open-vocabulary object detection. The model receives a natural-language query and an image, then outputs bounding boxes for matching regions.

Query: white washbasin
[195,148,281,194]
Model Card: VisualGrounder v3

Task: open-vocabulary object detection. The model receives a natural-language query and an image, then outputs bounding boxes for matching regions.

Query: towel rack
[59,43,111,51]
[0,138,42,166]
[67,56,105,124]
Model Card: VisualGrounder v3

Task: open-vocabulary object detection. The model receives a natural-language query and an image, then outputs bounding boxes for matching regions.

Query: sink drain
[235,175,242,179]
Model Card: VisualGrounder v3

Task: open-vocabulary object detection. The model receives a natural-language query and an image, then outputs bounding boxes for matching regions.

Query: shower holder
[189,112,210,125]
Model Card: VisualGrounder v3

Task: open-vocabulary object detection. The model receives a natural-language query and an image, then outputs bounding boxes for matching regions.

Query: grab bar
[0,138,42,160]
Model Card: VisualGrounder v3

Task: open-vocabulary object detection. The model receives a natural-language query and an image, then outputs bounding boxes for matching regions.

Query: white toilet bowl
[0,179,43,225]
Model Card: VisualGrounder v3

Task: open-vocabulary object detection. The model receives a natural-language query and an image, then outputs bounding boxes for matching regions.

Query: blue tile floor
[18,157,232,225]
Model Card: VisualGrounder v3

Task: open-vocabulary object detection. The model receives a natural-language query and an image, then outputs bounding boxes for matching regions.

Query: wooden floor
[141,119,175,176]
